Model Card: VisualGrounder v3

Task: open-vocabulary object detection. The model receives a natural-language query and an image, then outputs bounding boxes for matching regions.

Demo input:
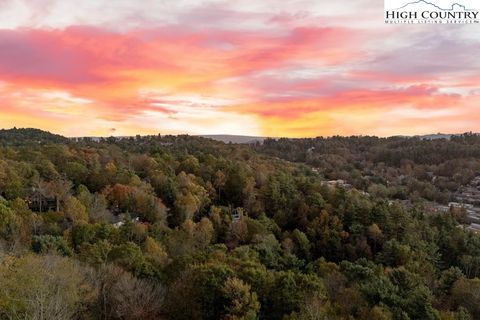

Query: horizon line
[1,127,478,140]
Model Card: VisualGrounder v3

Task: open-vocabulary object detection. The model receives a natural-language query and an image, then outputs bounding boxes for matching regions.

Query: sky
[0,0,479,137]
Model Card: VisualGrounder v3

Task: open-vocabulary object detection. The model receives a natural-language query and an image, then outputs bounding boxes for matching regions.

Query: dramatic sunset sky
[0,0,479,137]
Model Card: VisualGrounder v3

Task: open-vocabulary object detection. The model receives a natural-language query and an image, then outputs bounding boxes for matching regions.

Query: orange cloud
[0,19,478,137]
[0,25,359,131]
[229,85,462,117]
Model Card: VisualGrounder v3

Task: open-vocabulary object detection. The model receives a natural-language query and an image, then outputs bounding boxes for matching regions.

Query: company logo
[385,0,480,24]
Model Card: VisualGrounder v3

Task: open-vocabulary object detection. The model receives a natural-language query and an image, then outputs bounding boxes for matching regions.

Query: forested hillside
[257,134,480,204]
[0,128,479,319]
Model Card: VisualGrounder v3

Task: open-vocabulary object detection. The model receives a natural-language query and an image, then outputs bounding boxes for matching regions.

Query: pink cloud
[0,1,478,137]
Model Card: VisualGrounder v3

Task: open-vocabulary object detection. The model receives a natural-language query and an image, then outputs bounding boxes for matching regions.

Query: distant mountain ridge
[0,128,478,144]
[415,133,470,140]
[199,135,266,144]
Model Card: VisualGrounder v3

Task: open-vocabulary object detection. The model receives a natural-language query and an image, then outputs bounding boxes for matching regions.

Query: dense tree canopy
[0,128,480,319]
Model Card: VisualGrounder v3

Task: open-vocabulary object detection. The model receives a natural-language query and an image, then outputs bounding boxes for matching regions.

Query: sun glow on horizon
[0,0,478,137]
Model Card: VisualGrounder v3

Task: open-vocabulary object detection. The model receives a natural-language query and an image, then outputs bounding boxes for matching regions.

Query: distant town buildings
[455,177,480,205]
[429,176,480,232]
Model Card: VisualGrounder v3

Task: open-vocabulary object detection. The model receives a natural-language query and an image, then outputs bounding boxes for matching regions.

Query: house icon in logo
[393,0,474,11]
